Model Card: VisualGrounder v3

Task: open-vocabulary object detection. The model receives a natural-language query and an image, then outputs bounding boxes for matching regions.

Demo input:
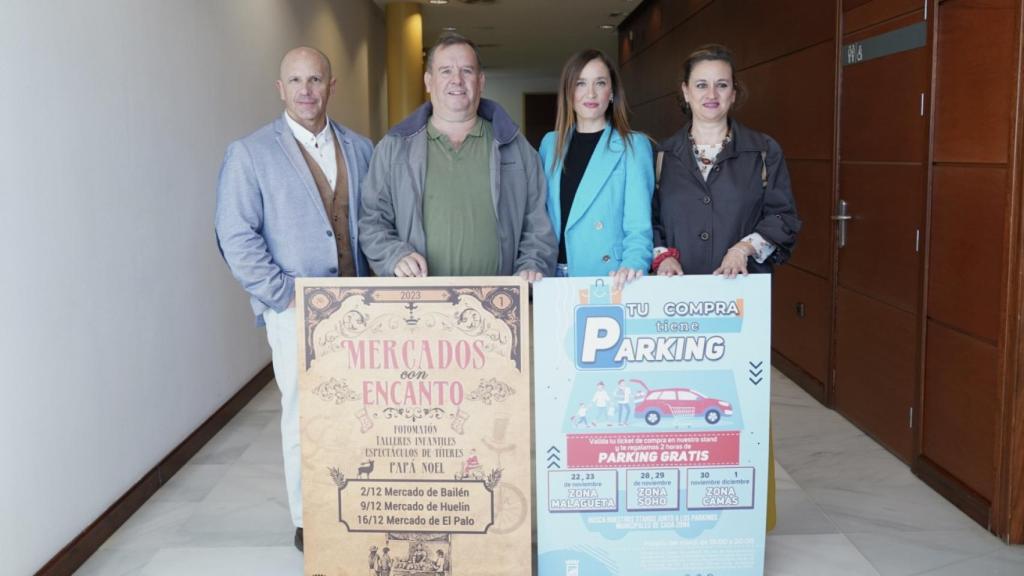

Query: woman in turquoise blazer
[539,49,654,284]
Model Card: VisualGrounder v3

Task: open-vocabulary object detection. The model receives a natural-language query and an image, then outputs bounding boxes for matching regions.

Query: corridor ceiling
[373,0,640,74]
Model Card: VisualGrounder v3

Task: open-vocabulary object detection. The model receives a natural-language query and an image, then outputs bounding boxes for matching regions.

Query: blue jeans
[617,403,631,425]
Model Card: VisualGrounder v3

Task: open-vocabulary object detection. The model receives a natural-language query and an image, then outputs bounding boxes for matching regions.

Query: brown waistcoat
[296,133,356,277]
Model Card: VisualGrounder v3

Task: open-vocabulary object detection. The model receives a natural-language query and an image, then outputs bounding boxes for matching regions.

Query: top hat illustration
[482,413,514,454]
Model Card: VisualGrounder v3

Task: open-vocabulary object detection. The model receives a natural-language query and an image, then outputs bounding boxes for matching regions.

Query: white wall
[482,70,560,131]
[0,1,385,574]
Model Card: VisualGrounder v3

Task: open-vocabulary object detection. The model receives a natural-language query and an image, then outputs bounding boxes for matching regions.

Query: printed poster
[297,277,532,576]
[534,275,771,576]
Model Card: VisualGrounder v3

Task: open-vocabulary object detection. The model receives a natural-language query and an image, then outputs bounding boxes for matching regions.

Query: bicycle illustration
[453,417,528,535]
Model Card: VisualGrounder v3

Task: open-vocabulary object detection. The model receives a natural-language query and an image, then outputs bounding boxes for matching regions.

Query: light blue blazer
[215,115,374,321]
[539,126,654,276]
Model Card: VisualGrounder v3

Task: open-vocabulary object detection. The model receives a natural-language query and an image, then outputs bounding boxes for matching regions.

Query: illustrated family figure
[570,380,642,428]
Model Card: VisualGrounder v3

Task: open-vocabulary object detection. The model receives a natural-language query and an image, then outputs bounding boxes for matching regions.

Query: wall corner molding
[34,363,274,576]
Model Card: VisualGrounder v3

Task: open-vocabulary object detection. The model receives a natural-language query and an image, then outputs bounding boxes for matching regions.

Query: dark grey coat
[653,119,801,274]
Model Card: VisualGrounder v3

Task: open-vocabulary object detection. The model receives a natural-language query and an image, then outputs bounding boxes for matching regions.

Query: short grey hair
[425,33,483,71]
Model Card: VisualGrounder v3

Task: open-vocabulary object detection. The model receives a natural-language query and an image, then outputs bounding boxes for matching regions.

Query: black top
[558,129,603,263]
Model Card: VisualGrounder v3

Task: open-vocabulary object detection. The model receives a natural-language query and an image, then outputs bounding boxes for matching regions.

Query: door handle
[832,199,850,248]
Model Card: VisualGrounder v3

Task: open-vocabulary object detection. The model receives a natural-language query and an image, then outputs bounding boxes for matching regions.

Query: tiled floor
[75,369,1024,575]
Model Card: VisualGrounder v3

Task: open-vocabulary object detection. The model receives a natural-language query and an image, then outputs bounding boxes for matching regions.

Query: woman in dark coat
[652,44,801,277]
[651,44,800,532]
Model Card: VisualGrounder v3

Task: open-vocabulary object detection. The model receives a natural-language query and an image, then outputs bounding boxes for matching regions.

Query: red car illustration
[633,385,734,425]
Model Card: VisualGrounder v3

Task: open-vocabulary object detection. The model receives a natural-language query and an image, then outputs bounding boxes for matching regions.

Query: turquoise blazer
[539,126,654,276]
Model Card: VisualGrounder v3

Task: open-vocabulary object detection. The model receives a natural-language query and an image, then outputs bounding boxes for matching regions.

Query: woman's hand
[656,256,684,276]
[610,267,644,291]
[713,242,754,278]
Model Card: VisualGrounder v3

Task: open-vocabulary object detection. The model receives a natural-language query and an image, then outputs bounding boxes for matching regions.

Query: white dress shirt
[284,112,337,189]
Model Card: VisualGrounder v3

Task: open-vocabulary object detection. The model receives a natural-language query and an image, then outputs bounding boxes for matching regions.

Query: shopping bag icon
[579,279,621,305]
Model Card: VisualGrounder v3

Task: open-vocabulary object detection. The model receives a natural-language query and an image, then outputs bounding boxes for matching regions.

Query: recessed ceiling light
[429,0,449,5]
[599,24,616,30]
[442,26,457,31]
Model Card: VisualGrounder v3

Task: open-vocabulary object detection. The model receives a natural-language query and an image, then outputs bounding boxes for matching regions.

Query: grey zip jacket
[359,99,557,277]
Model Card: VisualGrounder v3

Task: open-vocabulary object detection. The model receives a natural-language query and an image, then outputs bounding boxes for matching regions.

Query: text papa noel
[341,339,488,407]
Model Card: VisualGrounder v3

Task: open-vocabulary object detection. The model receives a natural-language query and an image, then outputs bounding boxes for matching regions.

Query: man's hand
[609,267,644,291]
[394,252,428,277]
[518,269,544,283]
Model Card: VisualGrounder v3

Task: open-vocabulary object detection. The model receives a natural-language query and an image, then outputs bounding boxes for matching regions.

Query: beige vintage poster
[296,277,532,576]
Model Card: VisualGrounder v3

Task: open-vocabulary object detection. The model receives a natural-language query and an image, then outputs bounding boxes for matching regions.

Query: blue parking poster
[534,275,771,576]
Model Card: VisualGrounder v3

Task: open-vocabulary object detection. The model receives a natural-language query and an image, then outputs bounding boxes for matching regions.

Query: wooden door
[522,93,557,150]
[833,5,931,461]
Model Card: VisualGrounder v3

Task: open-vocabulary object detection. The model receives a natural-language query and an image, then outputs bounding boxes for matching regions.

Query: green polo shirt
[423,118,500,276]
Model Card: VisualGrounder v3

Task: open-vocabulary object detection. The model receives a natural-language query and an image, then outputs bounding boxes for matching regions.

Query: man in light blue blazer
[214,47,373,552]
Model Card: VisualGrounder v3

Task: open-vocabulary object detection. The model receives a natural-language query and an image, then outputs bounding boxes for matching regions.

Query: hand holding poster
[297,278,532,576]
[534,275,771,576]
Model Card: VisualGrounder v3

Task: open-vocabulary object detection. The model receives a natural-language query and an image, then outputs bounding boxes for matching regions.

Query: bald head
[280,46,332,81]
[276,46,335,133]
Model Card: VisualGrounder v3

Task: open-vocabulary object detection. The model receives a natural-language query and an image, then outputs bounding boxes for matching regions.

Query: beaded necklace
[688,129,731,181]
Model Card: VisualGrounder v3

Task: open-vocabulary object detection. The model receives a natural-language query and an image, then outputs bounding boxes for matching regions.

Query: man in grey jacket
[215,47,373,552]
[359,34,556,280]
